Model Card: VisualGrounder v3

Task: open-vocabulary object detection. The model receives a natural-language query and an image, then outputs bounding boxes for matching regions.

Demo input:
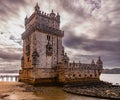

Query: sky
[0,0,120,70]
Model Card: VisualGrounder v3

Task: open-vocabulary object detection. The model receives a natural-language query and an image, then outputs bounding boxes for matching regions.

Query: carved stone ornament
[46,42,53,56]
[32,49,39,65]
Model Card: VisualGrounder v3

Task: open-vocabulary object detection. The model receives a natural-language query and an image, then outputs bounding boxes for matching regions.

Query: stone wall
[19,68,57,84]
[35,31,63,68]
[58,69,100,84]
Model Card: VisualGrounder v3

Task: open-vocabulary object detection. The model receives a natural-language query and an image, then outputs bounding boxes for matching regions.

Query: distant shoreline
[102,73,120,74]
[102,68,120,74]
[0,70,19,73]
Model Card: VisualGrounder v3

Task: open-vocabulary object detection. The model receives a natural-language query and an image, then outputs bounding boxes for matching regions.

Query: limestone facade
[19,3,103,85]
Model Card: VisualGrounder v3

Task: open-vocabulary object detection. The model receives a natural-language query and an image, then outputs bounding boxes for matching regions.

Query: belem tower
[19,3,103,85]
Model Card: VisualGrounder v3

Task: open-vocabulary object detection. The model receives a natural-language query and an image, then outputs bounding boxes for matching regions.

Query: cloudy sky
[0,0,120,69]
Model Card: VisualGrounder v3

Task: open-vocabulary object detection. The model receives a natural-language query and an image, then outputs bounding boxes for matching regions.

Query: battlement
[25,3,60,31]
[68,63,101,70]
[22,22,64,39]
[68,58,103,70]
[25,10,60,25]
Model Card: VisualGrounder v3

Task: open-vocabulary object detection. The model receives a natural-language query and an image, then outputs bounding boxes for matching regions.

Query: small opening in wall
[90,74,93,77]
[79,74,81,77]
[27,57,29,62]
[47,35,50,41]
[95,74,97,77]
[73,74,75,77]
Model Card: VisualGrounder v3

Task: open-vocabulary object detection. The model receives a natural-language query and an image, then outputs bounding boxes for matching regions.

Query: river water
[34,74,120,100]
[100,74,120,85]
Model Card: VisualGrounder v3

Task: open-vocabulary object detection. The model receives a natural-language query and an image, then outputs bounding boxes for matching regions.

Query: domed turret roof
[91,59,95,65]
[50,9,55,17]
[35,3,40,11]
[63,53,69,62]
[96,56,103,64]
[56,12,60,17]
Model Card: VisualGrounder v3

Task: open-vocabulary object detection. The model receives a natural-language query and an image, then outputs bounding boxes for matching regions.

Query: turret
[91,59,96,69]
[73,60,75,67]
[35,3,40,12]
[62,53,69,67]
[79,61,81,66]
[56,12,60,23]
[96,56,103,68]
[25,15,28,26]
[50,9,56,18]
[91,59,95,65]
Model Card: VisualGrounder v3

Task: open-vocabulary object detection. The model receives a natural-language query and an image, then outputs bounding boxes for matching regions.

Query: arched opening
[90,74,93,77]
[73,74,75,77]
[79,74,81,77]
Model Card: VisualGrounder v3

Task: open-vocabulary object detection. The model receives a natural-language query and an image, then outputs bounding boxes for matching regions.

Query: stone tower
[19,4,103,85]
[19,3,64,84]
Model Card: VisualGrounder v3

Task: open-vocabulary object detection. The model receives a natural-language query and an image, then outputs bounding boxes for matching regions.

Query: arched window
[27,57,29,62]
[90,74,93,77]
[73,74,75,77]
[79,74,81,77]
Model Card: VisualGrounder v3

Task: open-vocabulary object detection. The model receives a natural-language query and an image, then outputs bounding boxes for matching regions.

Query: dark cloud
[84,0,101,11]
[59,0,85,17]
[63,34,120,53]
[95,1,120,41]
[9,35,16,40]
[0,0,28,21]
[60,0,120,68]
[54,0,101,21]
[63,34,120,67]
[0,48,22,60]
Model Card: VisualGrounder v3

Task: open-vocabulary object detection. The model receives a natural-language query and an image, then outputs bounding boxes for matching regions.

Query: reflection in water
[34,87,107,100]
[34,87,66,100]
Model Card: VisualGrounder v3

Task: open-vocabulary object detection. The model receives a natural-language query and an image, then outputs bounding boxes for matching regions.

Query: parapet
[25,4,60,29]
[25,11,60,25]
[22,22,64,39]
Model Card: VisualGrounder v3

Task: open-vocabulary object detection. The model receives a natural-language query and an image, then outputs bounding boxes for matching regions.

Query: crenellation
[22,22,64,40]
[25,8,60,30]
